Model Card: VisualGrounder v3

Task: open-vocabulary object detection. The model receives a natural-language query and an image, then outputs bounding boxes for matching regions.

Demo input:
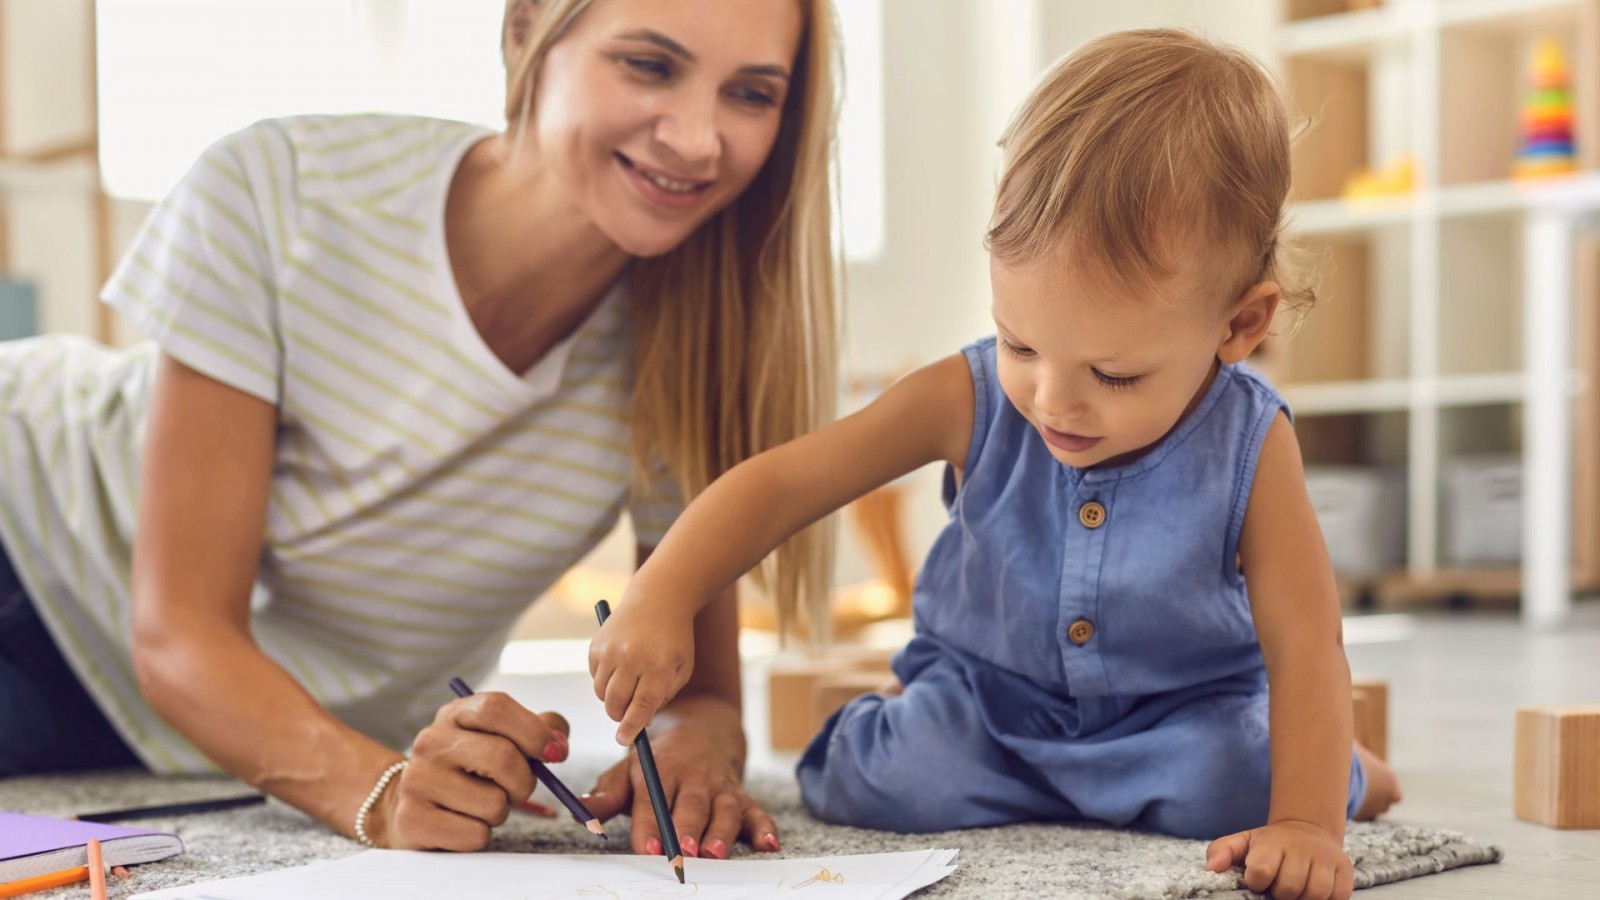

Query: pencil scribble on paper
[530,867,849,900]
[792,868,845,889]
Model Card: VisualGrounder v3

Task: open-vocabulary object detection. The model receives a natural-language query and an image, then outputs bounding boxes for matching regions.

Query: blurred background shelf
[1271,0,1600,623]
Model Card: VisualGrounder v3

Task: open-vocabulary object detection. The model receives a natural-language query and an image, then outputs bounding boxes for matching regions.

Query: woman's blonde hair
[988,28,1314,313]
[502,0,840,641]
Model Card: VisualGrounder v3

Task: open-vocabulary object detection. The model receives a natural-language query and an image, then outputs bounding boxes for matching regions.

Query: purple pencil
[448,677,606,840]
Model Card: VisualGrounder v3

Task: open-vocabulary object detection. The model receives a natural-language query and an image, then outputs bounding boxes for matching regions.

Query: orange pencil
[0,865,90,898]
[86,838,108,900]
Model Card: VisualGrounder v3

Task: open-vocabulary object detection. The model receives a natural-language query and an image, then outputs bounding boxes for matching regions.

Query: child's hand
[588,599,695,745]
[1205,820,1354,900]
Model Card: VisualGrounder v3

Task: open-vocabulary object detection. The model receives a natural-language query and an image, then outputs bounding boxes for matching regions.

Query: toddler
[591,29,1401,900]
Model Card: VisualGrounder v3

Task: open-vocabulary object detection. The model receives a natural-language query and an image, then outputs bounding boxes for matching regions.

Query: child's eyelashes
[1092,368,1142,391]
[999,339,1036,360]
[1001,341,1142,390]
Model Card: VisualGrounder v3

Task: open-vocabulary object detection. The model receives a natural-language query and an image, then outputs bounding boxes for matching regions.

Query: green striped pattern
[0,115,684,773]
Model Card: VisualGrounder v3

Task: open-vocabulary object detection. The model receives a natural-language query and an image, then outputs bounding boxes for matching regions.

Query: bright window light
[835,0,884,263]
[100,0,888,261]
[97,0,505,202]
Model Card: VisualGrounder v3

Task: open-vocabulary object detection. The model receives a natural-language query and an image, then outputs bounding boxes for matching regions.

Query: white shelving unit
[0,0,109,342]
[1272,0,1599,625]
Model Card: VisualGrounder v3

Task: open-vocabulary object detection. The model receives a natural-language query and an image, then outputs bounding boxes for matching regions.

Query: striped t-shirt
[0,115,682,773]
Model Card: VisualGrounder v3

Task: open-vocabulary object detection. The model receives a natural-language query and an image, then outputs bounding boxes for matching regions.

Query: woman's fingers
[515,797,558,818]
[701,792,744,860]
[581,757,634,822]
[742,798,781,852]
[414,723,538,804]
[539,710,571,738]
[627,761,665,856]
[408,757,514,828]
[447,692,561,762]
[669,782,711,859]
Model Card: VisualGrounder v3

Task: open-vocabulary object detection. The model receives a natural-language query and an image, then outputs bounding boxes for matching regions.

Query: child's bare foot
[1354,741,1402,820]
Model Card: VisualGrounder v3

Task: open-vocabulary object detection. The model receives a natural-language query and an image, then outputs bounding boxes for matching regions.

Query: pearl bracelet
[354,760,408,848]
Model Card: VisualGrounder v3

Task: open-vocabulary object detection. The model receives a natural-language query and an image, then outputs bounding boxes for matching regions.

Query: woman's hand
[581,696,778,860]
[366,692,572,850]
[588,590,697,744]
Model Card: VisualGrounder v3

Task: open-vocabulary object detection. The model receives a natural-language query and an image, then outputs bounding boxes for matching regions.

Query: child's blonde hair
[988,28,1313,312]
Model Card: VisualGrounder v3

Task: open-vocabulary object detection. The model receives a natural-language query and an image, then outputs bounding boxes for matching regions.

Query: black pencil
[594,599,684,884]
[447,677,607,840]
[73,794,266,823]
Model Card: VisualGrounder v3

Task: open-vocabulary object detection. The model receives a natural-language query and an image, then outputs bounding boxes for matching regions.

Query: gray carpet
[0,766,1500,899]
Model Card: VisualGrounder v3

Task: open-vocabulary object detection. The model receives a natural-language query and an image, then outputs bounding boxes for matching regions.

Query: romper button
[1079,501,1107,529]
[1067,619,1095,645]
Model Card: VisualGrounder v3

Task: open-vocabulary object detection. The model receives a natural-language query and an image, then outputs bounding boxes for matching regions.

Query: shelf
[1281,5,1413,62]
[1289,175,1600,233]
[1439,0,1588,32]
[0,158,97,193]
[1283,378,1412,415]
[1282,371,1588,416]
[1373,564,1600,600]
[1281,0,1584,60]
[1290,196,1413,234]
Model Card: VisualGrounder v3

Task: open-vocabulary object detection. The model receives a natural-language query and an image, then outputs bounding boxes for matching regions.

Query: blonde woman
[0,0,837,859]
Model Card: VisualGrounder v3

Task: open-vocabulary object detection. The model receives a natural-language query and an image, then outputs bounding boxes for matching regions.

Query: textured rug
[0,766,1500,899]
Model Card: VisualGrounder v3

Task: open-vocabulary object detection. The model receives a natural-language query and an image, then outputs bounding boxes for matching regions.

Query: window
[99,0,886,262]
[97,0,504,201]
[834,0,884,263]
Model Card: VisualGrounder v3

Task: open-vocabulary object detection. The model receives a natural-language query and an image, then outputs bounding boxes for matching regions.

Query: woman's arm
[1206,413,1355,897]
[590,353,975,740]
[130,354,566,850]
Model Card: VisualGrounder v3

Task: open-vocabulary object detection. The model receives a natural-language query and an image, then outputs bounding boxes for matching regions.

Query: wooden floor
[488,601,1600,897]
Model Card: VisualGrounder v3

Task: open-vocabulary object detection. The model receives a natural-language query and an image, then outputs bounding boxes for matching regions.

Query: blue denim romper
[797,337,1366,839]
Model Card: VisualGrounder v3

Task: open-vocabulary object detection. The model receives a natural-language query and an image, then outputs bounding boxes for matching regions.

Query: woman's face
[528,0,803,257]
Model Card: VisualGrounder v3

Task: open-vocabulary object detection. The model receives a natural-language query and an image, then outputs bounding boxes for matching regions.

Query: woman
[0,0,838,859]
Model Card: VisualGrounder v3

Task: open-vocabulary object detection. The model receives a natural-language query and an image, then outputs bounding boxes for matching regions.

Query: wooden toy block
[1351,677,1389,761]
[767,646,898,751]
[1515,705,1600,828]
[813,671,897,726]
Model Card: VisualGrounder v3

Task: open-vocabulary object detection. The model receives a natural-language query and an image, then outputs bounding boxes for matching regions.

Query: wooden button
[1067,619,1095,644]
[1078,501,1107,529]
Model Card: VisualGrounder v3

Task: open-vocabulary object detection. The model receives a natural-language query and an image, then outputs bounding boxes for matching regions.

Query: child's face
[990,250,1249,470]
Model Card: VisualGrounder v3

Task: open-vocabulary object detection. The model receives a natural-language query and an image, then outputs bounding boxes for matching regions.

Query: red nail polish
[682,836,698,858]
[764,833,779,851]
[707,840,727,860]
[543,740,567,762]
[646,837,662,856]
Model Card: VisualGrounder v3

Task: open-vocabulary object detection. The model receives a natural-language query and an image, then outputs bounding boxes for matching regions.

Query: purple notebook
[0,812,183,883]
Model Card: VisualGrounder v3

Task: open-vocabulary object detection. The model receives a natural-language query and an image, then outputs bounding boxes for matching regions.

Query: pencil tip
[586,819,608,839]
[674,862,685,884]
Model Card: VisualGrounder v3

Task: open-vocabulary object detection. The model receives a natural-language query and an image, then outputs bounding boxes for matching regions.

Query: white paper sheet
[133,848,960,900]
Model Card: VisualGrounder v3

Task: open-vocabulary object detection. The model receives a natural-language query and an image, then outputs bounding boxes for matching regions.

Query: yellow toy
[1342,155,1415,200]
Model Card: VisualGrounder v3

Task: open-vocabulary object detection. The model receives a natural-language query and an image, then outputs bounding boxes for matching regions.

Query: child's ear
[1217,281,1280,365]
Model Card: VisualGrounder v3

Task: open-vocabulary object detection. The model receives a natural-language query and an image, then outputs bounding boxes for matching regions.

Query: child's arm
[590,353,977,743]
[1206,413,1356,898]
